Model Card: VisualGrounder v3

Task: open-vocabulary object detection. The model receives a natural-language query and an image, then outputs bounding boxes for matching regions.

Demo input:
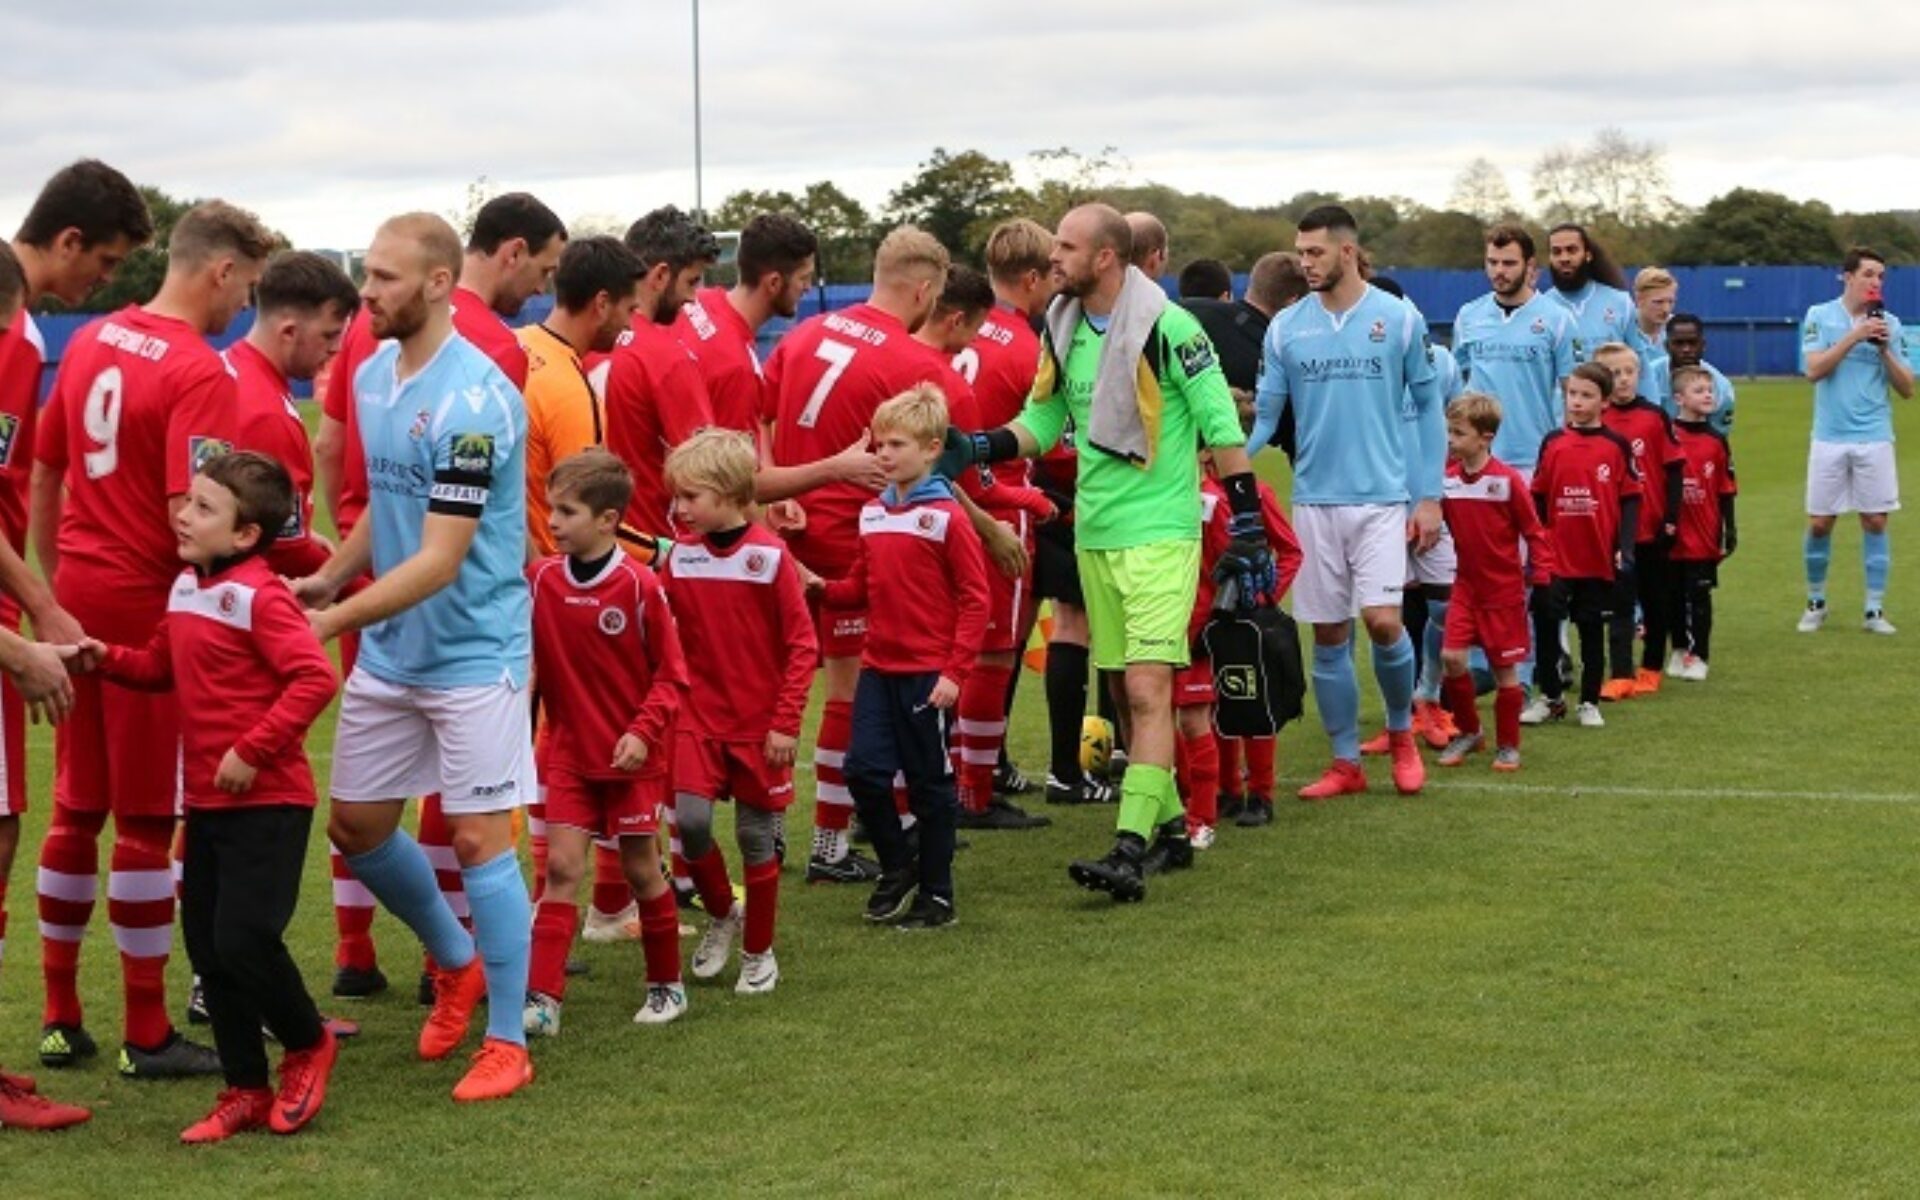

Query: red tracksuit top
[102,556,338,810]
[1192,477,1302,639]
[822,477,990,683]
[528,548,688,779]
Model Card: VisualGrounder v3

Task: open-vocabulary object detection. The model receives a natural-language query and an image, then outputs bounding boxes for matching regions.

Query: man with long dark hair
[1546,223,1634,357]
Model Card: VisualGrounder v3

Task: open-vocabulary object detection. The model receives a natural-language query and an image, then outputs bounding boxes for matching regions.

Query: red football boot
[1388,730,1426,796]
[1298,760,1368,801]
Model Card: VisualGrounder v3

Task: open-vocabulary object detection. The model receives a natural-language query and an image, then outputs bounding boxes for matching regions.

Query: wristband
[1221,471,1261,518]
[973,427,1022,465]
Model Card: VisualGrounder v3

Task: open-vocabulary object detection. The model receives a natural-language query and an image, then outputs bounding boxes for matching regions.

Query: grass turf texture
[3,379,1917,1196]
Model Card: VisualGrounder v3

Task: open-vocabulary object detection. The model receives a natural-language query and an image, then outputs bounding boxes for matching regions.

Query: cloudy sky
[3,0,1916,248]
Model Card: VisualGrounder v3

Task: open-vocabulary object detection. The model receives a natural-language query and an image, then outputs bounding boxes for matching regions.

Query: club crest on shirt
[1530,318,1547,335]
[1631,437,1646,457]
[745,550,768,575]
[1368,320,1386,343]
[917,512,937,533]
[408,409,431,441]
[1596,462,1613,483]
[1703,462,1716,479]
[217,588,238,617]
[598,607,627,636]
[188,436,232,473]
[449,433,495,474]
[0,413,18,466]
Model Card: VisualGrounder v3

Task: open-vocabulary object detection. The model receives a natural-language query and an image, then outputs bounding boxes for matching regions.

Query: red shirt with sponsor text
[36,306,239,611]
[672,286,763,436]
[1672,420,1737,563]
[1600,397,1684,543]
[657,524,816,742]
[1531,426,1639,582]
[958,303,1043,494]
[603,317,714,537]
[528,549,688,780]
[102,557,337,809]
[227,339,329,578]
[1443,455,1554,607]
[324,289,529,537]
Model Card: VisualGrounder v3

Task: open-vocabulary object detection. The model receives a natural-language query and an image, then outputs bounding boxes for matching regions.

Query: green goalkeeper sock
[1116,764,1176,839]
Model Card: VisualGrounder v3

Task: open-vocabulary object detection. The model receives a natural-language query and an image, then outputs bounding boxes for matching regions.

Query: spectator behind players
[1594,341,1684,699]
[1178,258,1232,301]
[1125,211,1169,281]
[1525,363,1642,729]
[818,385,989,930]
[1667,367,1739,681]
[80,453,339,1143]
[524,449,690,1034]
[1435,394,1553,772]
[658,430,818,996]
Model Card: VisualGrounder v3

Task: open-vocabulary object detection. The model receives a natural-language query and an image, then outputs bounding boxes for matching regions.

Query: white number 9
[83,366,124,479]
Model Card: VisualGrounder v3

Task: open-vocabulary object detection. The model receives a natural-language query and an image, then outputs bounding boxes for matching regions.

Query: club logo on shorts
[1218,665,1258,701]
[745,550,768,575]
[0,413,18,466]
[408,409,432,441]
[1368,320,1387,343]
[188,436,232,473]
[598,607,627,636]
[449,433,495,475]
[217,588,237,616]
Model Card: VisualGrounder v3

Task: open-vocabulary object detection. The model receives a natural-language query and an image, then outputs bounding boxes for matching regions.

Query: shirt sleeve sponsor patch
[430,430,497,518]
[447,432,497,479]
[0,413,19,467]
[1175,333,1217,380]
[189,435,232,474]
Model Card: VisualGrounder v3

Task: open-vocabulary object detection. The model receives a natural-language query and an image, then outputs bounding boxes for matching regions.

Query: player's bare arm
[309,512,478,641]
[753,434,885,503]
[313,413,347,528]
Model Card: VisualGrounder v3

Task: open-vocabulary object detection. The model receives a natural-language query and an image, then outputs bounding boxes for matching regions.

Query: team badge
[917,512,937,533]
[1703,462,1716,479]
[449,433,495,474]
[1632,437,1646,457]
[408,409,431,441]
[217,589,237,617]
[1530,318,1547,335]
[1802,319,1820,343]
[1175,335,1217,379]
[1597,463,1612,483]
[598,607,627,635]
[1368,320,1386,343]
[745,550,768,575]
[188,436,232,473]
[0,413,18,466]
[1604,306,1618,325]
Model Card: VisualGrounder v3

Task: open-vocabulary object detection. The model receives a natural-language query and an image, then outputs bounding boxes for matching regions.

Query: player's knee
[674,795,715,859]
[544,850,586,895]
[448,824,499,866]
[622,840,667,898]
[736,809,779,866]
[1360,610,1403,644]
[1176,704,1210,738]
[1861,513,1889,534]
[1050,603,1089,643]
[1807,515,1836,537]
[326,807,382,856]
[1441,650,1471,675]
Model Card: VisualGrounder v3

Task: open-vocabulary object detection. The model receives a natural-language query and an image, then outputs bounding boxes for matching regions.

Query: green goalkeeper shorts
[1077,540,1200,671]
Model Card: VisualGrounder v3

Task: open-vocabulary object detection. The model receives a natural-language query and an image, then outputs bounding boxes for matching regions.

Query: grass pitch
[4,379,1918,1197]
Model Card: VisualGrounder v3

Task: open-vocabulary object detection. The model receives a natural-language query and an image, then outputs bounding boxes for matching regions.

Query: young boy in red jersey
[1178,454,1301,845]
[1594,342,1684,699]
[657,429,817,995]
[77,452,339,1143]
[1667,367,1739,681]
[523,450,690,1035]
[818,384,989,930]
[1525,363,1642,729]
[1435,395,1554,771]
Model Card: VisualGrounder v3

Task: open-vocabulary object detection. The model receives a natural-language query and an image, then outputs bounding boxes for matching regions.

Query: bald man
[1125,211,1169,282]
[293,213,537,1103]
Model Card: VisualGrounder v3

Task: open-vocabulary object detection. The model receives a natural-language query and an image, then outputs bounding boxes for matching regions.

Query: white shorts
[1806,440,1900,516]
[1407,522,1457,587]
[1292,503,1406,624]
[330,668,534,814]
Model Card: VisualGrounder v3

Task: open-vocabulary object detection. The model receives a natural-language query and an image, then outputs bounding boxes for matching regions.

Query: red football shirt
[821,484,990,683]
[36,306,238,608]
[1531,427,1640,582]
[955,303,1042,494]
[528,549,688,780]
[324,289,530,537]
[673,286,763,436]
[1444,456,1553,607]
[1601,398,1684,543]
[603,317,714,536]
[657,524,816,741]
[764,303,941,573]
[102,557,337,809]
[227,339,329,579]
[0,314,45,561]
[1672,421,1736,563]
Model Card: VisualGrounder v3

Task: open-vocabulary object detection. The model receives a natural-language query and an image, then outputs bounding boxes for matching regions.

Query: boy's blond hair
[1447,391,1503,437]
[1592,341,1636,365]
[664,427,758,507]
[871,382,949,445]
[1670,365,1712,396]
[1633,266,1676,295]
[548,447,634,517]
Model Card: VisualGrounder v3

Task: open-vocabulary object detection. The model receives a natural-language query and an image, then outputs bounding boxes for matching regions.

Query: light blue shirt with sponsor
[1645,356,1736,435]
[1452,291,1578,469]
[1547,280,1635,361]
[1800,298,1905,443]
[354,332,531,688]
[1402,343,1462,499]
[1251,284,1442,505]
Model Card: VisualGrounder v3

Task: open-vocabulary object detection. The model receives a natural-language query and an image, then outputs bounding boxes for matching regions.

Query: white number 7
[83,366,124,480]
[798,339,856,428]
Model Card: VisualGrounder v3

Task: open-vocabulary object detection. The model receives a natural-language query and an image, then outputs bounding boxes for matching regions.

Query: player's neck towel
[1043,265,1167,469]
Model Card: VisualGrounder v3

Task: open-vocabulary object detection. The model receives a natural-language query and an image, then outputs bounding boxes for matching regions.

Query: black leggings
[181,805,323,1089]
[1535,578,1611,705]
[1669,560,1718,662]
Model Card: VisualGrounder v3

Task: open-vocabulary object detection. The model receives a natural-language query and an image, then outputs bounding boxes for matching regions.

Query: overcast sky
[4,0,1917,248]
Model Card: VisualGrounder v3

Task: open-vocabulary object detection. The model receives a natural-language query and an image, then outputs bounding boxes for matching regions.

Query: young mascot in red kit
[79,453,340,1143]
[523,449,691,1036]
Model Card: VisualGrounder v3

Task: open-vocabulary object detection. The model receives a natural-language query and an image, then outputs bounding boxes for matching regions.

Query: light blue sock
[1418,598,1449,704]
[1312,641,1362,763]
[463,850,532,1047]
[1805,530,1832,604]
[1373,631,1418,732]
[1864,530,1890,612]
[346,830,475,970]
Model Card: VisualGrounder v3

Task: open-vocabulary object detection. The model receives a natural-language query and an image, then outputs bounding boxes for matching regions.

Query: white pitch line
[1411,780,1920,805]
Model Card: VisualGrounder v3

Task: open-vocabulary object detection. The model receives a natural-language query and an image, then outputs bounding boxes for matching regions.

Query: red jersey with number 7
[36,305,238,602]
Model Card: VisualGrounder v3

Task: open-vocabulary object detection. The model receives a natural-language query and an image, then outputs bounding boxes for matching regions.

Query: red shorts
[980,511,1035,654]
[1445,602,1530,666]
[54,595,179,819]
[791,524,865,661]
[542,763,664,840]
[1174,658,1217,707]
[673,734,796,812]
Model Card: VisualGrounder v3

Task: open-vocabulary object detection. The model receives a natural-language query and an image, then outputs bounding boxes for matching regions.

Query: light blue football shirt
[1546,280,1635,362]
[354,332,531,688]
[1451,290,1578,469]
[1645,356,1736,435]
[1251,284,1442,505]
[1801,298,1905,443]
[1403,343,1462,498]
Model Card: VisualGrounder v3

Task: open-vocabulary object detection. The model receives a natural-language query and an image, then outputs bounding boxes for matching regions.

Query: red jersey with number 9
[36,305,238,604]
[763,302,935,574]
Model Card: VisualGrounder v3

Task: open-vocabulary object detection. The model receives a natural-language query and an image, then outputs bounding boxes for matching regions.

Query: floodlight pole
[692,0,704,220]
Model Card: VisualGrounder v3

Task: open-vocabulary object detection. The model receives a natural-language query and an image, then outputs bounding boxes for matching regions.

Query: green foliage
[882,147,1023,264]
[711,180,875,285]
[1668,188,1843,265]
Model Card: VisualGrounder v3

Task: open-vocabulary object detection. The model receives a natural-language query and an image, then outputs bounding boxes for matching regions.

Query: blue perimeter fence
[29,265,1920,399]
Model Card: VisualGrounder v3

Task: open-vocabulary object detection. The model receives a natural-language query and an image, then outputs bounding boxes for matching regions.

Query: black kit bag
[1199,579,1305,737]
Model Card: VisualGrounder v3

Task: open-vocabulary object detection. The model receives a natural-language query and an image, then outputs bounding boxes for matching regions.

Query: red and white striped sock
[109,818,177,1050]
[330,844,379,971]
[954,662,1011,815]
[37,804,104,1029]
[527,789,549,903]
[810,699,854,861]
